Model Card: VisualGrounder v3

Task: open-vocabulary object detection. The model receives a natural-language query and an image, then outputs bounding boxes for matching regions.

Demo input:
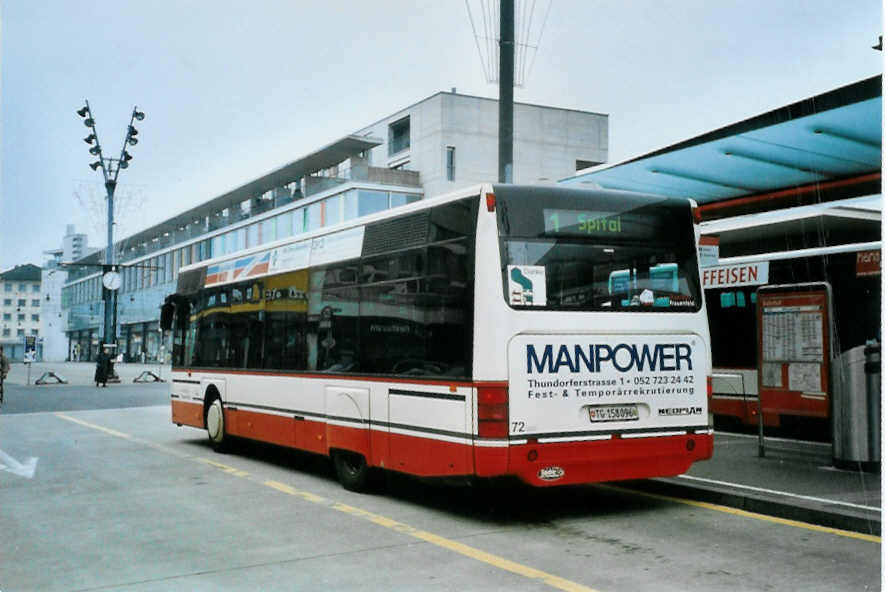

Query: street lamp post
[78,101,144,369]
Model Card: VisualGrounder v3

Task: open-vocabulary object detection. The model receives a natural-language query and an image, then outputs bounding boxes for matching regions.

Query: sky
[1,0,881,272]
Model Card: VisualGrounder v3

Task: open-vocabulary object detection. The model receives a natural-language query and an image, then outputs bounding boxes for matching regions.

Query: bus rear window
[495,186,701,312]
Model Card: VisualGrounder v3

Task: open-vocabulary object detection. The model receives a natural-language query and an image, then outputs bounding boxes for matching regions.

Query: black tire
[205,397,230,452]
[333,450,373,492]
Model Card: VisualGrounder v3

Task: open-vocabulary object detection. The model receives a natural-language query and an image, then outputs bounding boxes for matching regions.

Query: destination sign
[544,209,623,236]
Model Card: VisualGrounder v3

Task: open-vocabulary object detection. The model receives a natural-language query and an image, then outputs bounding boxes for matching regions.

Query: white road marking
[675,474,879,512]
[0,449,38,478]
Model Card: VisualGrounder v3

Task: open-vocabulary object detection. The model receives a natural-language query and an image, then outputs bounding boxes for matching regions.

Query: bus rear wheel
[206,398,230,452]
[333,450,373,492]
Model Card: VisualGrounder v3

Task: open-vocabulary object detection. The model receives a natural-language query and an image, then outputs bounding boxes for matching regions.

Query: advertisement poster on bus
[507,333,708,437]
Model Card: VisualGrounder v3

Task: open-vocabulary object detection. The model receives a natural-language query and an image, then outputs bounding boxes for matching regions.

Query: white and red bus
[162,184,713,491]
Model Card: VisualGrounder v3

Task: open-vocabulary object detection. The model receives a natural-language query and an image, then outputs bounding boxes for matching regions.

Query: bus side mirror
[160,301,174,331]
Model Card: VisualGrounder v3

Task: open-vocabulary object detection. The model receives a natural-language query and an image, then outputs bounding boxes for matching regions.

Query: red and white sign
[702,262,769,289]
[698,236,720,268]
[856,250,881,277]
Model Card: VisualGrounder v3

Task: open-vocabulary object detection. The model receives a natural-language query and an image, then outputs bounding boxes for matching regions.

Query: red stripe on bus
[227,408,296,448]
[171,399,204,428]
[175,398,712,485]
[507,434,713,486]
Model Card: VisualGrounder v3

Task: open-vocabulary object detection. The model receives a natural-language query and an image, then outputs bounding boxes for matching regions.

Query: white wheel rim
[207,402,223,441]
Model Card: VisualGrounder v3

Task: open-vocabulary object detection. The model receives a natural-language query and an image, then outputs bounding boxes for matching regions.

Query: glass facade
[61,185,423,361]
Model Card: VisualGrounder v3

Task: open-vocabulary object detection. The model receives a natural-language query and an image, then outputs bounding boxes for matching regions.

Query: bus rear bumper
[485,433,713,487]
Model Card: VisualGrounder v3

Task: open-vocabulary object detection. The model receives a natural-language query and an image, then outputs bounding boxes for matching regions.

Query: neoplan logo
[658,407,703,416]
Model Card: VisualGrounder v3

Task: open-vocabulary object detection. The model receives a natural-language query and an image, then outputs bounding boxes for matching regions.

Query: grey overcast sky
[1,0,881,272]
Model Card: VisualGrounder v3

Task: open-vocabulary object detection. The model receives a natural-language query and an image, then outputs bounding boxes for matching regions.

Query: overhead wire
[465,0,551,86]
[465,0,490,82]
[526,0,551,83]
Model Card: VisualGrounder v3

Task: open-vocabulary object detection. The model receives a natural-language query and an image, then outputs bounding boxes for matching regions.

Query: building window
[31,329,39,336]
[2,313,9,321]
[18,283,25,291]
[4,283,11,292]
[388,116,410,156]
[31,299,39,307]
[278,211,294,239]
[31,314,39,322]
[446,146,456,181]
[32,285,40,293]
[261,217,276,243]
[17,314,25,322]
[17,299,25,307]
[16,329,24,337]
[3,299,10,306]
[358,190,389,217]
[390,193,421,208]
[2,329,9,337]
[325,195,342,227]
[306,202,322,232]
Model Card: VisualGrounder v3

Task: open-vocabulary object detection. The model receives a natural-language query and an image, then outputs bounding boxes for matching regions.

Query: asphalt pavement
[3,361,881,536]
[626,431,881,536]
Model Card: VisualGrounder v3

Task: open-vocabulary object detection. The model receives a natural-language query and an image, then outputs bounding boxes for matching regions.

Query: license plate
[589,404,639,422]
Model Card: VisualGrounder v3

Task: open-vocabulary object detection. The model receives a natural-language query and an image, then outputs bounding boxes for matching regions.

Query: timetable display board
[756,284,832,419]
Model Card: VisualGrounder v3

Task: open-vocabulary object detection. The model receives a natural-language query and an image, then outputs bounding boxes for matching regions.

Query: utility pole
[498,0,515,183]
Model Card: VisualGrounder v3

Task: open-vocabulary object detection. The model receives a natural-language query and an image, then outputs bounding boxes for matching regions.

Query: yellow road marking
[54,412,600,592]
[197,457,249,477]
[264,479,326,504]
[56,413,134,440]
[324,502,599,592]
[603,485,881,544]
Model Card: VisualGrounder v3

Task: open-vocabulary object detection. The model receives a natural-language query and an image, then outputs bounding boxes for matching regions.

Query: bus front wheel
[206,398,230,453]
[333,450,372,492]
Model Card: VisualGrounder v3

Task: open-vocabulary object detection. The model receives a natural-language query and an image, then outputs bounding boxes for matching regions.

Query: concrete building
[354,90,607,194]
[43,224,100,265]
[40,266,69,362]
[0,264,42,360]
[36,224,102,361]
[59,92,609,362]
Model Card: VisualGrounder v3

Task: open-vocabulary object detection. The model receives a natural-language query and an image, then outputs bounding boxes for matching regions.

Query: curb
[620,477,881,537]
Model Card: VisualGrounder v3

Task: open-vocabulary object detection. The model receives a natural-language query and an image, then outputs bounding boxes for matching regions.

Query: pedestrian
[0,345,6,404]
[94,346,111,388]
[0,345,9,381]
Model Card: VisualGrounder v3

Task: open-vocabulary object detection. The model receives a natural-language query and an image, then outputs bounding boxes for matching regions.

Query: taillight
[692,205,702,224]
[477,384,508,438]
[486,192,496,212]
